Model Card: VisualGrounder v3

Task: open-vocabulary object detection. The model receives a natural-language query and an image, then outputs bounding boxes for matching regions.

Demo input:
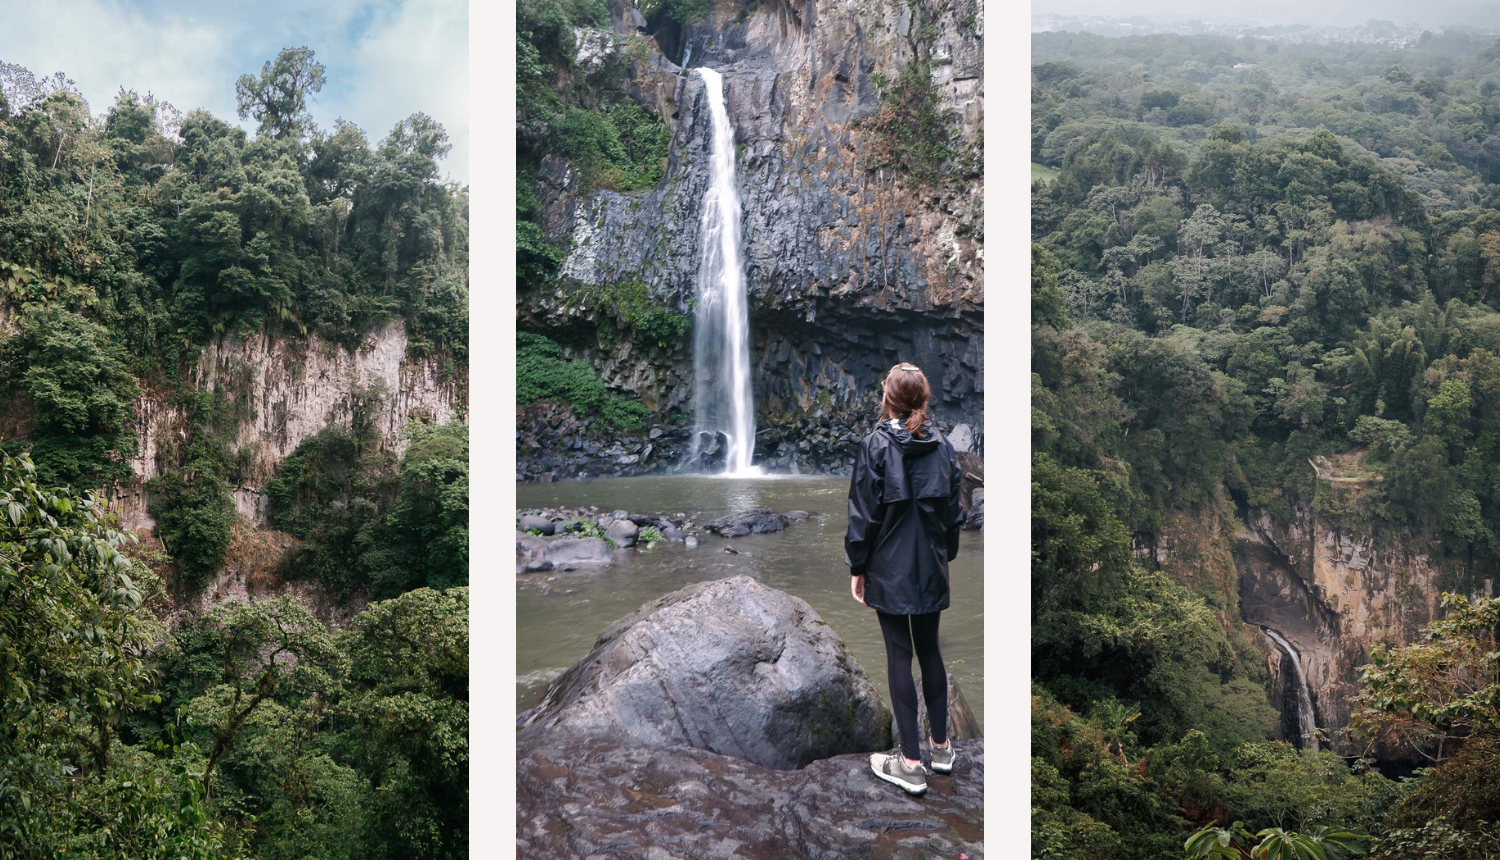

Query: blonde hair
[882,363,931,438]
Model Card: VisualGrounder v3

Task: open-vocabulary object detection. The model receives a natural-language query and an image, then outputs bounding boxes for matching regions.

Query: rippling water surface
[516,475,984,724]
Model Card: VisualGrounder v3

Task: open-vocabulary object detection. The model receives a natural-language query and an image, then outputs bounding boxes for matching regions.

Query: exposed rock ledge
[517,735,984,859]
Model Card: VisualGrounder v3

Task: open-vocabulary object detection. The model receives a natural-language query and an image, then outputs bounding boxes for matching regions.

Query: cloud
[0,0,468,183]
[321,0,469,183]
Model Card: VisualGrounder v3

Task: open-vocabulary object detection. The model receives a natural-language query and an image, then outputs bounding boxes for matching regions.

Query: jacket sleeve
[844,437,883,576]
[946,446,965,561]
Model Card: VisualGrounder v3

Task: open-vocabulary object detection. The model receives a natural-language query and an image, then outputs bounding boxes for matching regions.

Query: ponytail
[906,407,926,438]
[882,362,931,438]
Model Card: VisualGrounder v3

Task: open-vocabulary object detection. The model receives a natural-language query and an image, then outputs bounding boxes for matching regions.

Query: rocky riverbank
[516,576,984,857]
[517,400,982,483]
[516,505,817,572]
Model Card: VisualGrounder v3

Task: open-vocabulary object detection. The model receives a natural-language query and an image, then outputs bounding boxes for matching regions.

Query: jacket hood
[878,417,942,457]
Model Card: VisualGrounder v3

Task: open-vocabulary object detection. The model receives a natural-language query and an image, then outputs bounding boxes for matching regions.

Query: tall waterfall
[690,67,758,475]
[1263,627,1318,750]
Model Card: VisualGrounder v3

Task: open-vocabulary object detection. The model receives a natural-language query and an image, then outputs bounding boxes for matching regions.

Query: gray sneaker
[929,740,956,774]
[870,751,927,795]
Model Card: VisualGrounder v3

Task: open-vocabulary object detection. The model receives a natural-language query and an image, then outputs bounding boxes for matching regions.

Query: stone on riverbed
[541,537,613,566]
[603,518,638,548]
[517,576,892,769]
[516,531,548,574]
[705,508,789,537]
[517,514,555,535]
[516,736,984,859]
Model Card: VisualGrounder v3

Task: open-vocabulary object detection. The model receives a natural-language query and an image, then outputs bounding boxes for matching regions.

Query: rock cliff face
[521,0,983,476]
[1143,485,1495,750]
[1236,504,1489,743]
[115,320,464,532]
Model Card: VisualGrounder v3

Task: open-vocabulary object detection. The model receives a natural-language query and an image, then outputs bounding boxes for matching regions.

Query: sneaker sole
[870,762,927,795]
[931,761,954,774]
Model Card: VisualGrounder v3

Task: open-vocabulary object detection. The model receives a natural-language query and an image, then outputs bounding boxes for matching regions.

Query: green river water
[516,475,984,726]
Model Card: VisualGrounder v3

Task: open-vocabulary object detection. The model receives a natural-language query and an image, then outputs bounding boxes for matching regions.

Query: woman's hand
[851,574,867,606]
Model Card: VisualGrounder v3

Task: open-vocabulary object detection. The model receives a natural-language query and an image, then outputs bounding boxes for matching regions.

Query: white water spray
[1263,627,1318,751]
[690,67,759,476]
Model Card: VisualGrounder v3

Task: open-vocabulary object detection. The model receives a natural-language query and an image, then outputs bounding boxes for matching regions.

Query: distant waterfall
[1263,627,1318,751]
[690,67,758,475]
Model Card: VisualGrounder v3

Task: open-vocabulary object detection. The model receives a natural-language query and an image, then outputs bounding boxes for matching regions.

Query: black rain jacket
[843,418,964,615]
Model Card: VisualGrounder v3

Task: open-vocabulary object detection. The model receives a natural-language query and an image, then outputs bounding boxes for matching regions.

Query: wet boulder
[542,537,614,566]
[603,518,639,548]
[518,576,892,769]
[705,508,789,537]
[517,531,549,574]
[518,514,555,535]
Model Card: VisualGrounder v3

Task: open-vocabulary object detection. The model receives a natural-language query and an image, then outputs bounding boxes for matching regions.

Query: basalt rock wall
[522,0,984,454]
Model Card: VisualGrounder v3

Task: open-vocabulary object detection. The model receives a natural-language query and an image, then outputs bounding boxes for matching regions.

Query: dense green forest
[1032,30,1500,860]
[0,51,468,858]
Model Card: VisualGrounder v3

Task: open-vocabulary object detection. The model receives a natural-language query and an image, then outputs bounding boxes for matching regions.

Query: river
[516,474,985,726]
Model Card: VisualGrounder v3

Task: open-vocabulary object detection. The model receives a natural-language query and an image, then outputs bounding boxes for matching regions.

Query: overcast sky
[0,0,468,184]
[1033,0,1500,29]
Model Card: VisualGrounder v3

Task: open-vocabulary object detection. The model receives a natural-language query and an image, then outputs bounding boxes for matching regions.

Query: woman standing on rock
[845,362,965,796]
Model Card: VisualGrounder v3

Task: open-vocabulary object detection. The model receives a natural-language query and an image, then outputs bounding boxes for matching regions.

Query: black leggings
[876,610,947,760]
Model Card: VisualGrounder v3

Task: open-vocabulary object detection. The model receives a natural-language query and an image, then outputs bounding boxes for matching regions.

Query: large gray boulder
[518,576,892,769]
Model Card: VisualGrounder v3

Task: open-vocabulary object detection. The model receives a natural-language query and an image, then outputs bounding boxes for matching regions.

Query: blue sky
[0,0,468,183]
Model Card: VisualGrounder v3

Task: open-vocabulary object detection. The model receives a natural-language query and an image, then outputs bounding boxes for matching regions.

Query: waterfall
[690,67,759,476]
[1263,627,1318,751]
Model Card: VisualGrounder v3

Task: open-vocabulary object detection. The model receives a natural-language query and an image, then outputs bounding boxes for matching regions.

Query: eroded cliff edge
[1143,464,1495,753]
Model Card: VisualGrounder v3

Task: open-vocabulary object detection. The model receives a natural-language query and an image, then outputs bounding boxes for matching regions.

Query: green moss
[517,332,650,429]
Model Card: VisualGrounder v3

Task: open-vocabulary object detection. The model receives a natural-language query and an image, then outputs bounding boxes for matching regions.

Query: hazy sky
[0,0,469,183]
[1033,0,1500,29]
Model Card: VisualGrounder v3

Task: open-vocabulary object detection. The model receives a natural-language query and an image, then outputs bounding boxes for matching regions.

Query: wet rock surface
[516,735,984,860]
[705,508,791,537]
[518,576,892,770]
[517,504,830,571]
[517,401,982,485]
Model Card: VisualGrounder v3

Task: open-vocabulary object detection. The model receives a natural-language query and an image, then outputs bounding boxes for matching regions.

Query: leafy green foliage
[0,305,140,488]
[867,56,955,185]
[0,453,239,857]
[267,421,467,598]
[146,467,235,591]
[1033,29,1500,858]
[517,332,651,428]
[0,49,466,368]
[124,587,468,860]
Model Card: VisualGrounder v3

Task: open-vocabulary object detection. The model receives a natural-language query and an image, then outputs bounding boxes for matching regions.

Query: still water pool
[516,475,984,725]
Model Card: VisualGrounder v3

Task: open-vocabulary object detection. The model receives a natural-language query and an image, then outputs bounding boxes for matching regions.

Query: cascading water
[689,67,759,476]
[1263,627,1318,751]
